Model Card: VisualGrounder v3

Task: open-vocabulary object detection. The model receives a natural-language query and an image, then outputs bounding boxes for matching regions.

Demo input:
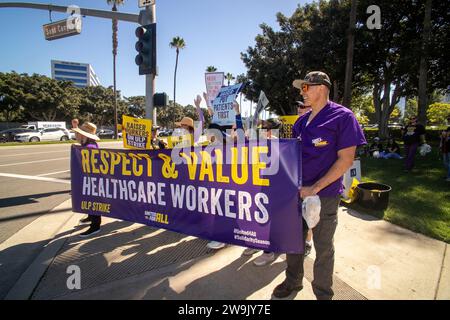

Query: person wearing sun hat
[175,117,195,135]
[72,121,102,237]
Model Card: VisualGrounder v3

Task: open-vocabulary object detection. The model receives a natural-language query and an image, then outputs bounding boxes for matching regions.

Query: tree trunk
[417,0,432,126]
[173,49,179,108]
[343,0,357,108]
[333,80,339,102]
[172,50,179,126]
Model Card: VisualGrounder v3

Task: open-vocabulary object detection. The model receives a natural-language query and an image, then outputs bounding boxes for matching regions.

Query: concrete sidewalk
[2,199,449,300]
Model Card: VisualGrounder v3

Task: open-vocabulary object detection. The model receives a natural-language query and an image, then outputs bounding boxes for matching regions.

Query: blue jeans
[383,152,402,159]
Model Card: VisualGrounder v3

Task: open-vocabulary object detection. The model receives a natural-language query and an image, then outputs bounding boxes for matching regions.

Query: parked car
[0,128,35,142]
[97,129,123,139]
[97,129,115,139]
[14,127,70,142]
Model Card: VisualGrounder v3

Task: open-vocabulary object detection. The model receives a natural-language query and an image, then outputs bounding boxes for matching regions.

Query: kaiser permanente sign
[43,18,82,41]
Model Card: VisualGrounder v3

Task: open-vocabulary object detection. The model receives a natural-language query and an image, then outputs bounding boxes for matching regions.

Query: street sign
[139,0,155,8]
[43,18,81,41]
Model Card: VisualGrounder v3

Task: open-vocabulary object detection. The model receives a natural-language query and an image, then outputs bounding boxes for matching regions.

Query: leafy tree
[17,73,80,121]
[125,95,146,118]
[0,72,26,122]
[426,103,450,126]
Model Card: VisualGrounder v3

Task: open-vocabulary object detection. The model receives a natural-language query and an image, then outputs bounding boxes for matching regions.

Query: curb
[3,200,78,300]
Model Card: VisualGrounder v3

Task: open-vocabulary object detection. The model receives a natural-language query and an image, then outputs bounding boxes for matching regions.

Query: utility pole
[146,5,156,125]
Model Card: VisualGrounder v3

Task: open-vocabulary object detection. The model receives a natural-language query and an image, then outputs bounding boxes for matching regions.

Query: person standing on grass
[402,117,426,172]
[272,71,366,300]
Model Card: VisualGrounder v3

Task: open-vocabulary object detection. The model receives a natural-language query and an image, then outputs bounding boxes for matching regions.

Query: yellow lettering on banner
[252,146,270,186]
[136,154,152,177]
[81,149,90,173]
[110,152,121,175]
[215,149,230,183]
[159,154,178,179]
[181,152,198,180]
[129,154,144,177]
[90,150,100,174]
[99,150,110,175]
[119,152,132,176]
[199,151,214,182]
[231,147,248,185]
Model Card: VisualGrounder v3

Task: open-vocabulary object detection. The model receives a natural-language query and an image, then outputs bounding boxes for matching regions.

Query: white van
[20,121,67,131]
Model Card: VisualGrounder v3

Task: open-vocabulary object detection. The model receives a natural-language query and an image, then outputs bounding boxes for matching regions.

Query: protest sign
[205,72,224,107]
[212,83,243,126]
[279,115,299,138]
[122,115,152,149]
[71,139,304,253]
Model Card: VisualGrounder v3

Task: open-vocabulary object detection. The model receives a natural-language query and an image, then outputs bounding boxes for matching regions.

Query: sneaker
[253,252,275,266]
[243,248,259,256]
[79,226,100,238]
[79,216,91,225]
[207,241,225,250]
[272,280,303,299]
[304,243,312,256]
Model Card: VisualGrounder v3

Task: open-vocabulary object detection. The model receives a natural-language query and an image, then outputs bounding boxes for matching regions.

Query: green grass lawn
[346,151,450,243]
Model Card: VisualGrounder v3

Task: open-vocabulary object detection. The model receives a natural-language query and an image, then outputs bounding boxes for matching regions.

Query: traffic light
[135,23,156,75]
[153,93,168,107]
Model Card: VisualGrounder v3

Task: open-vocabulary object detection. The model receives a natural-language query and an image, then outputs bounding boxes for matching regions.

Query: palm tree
[206,66,217,72]
[169,37,186,108]
[107,0,124,139]
[225,73,235,86]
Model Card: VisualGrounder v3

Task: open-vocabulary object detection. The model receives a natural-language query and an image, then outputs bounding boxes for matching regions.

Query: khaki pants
[285,196,340,300]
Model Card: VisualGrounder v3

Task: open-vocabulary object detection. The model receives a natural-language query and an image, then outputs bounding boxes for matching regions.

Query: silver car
[15,128,70,142]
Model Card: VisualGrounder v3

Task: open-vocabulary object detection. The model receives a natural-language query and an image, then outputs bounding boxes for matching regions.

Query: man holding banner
[273,71,366,299]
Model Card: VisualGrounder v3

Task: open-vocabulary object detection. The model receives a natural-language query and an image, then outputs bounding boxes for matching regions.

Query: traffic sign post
[43,18,81,41]
[139,0,155,8]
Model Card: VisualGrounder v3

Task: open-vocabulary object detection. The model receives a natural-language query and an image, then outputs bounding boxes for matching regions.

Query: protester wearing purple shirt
[273,71,366,300]
[292,100,366,196]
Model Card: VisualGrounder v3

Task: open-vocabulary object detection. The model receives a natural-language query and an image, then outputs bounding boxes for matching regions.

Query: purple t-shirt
[292,101,366,197]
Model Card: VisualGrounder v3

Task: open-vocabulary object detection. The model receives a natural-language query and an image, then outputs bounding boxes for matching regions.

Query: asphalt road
[0,141,122,299]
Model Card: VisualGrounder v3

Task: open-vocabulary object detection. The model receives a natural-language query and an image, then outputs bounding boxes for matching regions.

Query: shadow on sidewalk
[141,253,287,300]
[31,220,214,299]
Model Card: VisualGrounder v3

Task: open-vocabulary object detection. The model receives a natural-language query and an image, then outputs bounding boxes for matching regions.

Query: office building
[51,60,101,88]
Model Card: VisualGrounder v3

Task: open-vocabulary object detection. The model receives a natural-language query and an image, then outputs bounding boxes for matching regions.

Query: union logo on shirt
[312,137,329,147]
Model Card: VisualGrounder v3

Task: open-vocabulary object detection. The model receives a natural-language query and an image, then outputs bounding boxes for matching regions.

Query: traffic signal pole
[1,2,157,126]
[146,5,156,125]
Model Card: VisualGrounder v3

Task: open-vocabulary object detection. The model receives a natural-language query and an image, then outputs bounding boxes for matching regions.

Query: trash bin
[356,182,392,211]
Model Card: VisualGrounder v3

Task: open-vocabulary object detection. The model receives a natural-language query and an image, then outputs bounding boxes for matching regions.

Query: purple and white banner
[71,139,304,253]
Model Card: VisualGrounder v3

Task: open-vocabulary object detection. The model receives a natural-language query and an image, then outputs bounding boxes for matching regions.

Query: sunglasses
[301,83,322,93]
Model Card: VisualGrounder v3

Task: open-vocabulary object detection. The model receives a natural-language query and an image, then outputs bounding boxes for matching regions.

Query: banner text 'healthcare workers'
[71,140,303,253]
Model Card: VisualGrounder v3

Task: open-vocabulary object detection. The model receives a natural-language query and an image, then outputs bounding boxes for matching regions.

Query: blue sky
[0,0,304,117]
